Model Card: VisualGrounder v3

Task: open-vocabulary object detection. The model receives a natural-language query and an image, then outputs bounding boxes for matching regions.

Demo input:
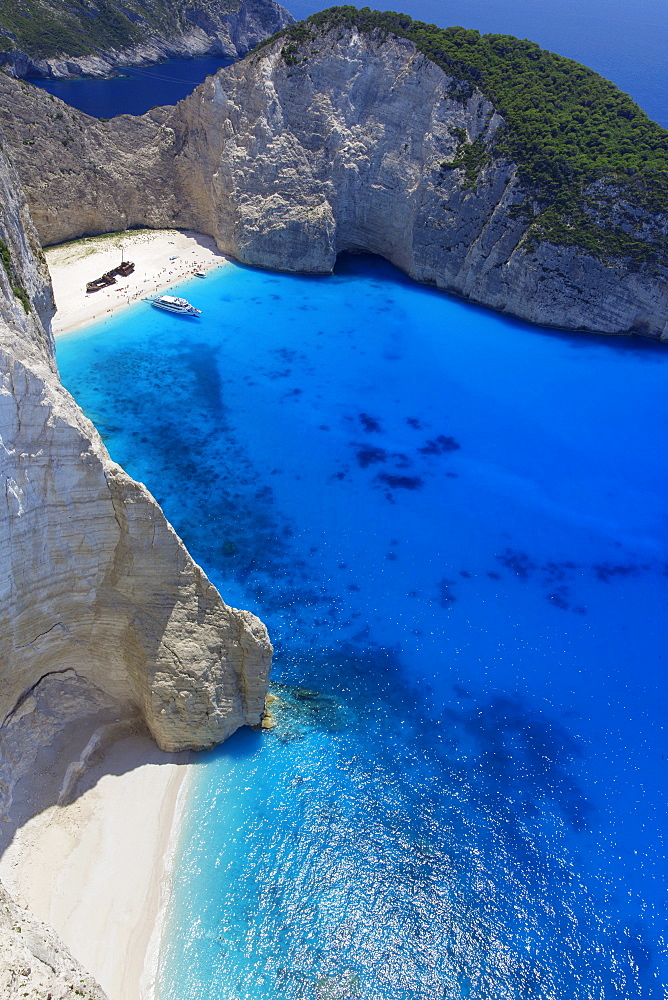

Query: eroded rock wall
[0,141,272,756]
[171,30,668,338]
[1,29,667,337]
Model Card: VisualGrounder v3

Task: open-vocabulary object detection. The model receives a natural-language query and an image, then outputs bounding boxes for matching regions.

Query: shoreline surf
[46,227,229,338]
[0,723,193,1000]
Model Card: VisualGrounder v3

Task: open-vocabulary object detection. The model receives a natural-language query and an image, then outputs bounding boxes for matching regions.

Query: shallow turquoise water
[57,255,668,998]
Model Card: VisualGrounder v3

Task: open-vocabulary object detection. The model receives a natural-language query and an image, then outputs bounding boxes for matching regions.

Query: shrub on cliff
[258,7,668,266]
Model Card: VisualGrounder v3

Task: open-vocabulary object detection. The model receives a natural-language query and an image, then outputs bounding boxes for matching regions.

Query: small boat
[193,269,206,278]
[148,294,202,316]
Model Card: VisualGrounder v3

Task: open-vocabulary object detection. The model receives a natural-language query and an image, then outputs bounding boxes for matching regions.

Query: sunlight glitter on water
[57,254,668,999]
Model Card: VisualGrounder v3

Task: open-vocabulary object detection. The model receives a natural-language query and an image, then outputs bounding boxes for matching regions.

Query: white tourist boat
[148,294,202,316]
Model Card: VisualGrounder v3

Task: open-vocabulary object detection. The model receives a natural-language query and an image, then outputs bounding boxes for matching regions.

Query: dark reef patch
[541,560,581,584]
[376,472,424,490]
[359,412,383,433]
[593,563,639,582]
[419,434,461,455]
[438,578,457,606]
[354,444,387,468]
[497,548,536,579]
[546,586,571,610]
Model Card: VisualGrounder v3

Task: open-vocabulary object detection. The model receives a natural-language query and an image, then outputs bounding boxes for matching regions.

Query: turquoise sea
[56,254,668,998]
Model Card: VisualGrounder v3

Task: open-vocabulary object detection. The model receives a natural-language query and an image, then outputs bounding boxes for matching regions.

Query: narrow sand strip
[0,230,214,1000]
[0,728,192,1000]
[46,227,229,337]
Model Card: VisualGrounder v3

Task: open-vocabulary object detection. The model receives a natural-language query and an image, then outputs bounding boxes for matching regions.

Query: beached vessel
[86,259,134,293]
[86,272,116,293]
[148,294,202,315]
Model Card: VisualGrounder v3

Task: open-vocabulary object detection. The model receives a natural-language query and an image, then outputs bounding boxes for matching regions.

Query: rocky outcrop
[1,27,667,337]
[0,140,272,758]
[0,0,294,79]
[0,121,273,1000]
[0,881,108,1000]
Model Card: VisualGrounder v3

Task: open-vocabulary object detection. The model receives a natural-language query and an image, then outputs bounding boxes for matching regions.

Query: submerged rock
[266,683,355,738]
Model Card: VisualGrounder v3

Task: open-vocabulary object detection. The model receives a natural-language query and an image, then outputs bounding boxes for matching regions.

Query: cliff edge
[0,140,272,759]
[0,114,273,996]
[0,881,108,1000]
[1,10,666,338]
[0,0,294,79]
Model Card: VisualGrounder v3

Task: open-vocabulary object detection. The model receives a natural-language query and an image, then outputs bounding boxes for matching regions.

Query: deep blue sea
[32,56,233,117]
[56,254,668,998]
[31,0,668,126]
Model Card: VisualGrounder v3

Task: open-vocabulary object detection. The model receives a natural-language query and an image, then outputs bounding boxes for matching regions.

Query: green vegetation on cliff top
[0,238,30,313]
[0,0,242,60]
[260,7,668,266]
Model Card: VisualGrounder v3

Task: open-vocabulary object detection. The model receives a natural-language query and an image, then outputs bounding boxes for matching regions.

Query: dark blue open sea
[57,253,668,999]
[31,0,668,125]
[32,56,233,117]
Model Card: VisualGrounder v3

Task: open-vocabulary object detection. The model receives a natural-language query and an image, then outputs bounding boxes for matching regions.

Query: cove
[31,55,233,117]
[56,253,668,998]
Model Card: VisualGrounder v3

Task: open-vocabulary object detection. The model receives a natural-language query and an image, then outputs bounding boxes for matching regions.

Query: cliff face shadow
[0,672,193,863]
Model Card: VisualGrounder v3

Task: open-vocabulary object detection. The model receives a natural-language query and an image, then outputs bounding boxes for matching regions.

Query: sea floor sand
[46,227,229,337]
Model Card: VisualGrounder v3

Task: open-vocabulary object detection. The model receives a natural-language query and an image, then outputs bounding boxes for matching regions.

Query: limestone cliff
[0,136,273,998]
[0,881,107,1000]
[0,0,294,79]
[0,141,272,759]
[0,22,667,337]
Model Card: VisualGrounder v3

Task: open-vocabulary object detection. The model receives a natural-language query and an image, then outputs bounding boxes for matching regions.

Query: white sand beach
[0,726,192,1000]
[46,227,229,337]
[0,230,222,1000]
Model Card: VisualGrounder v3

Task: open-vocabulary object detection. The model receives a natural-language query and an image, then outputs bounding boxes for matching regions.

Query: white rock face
[173,30,668,338]
[0,881,108,1000]
[1,28,666,338]
[0,54,274,1000]
[0,142,272,756]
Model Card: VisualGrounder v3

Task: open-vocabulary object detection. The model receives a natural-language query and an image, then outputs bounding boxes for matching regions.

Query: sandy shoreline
[46,227,230,337]
[0,726,192,1000]
[0,228,218,1000]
